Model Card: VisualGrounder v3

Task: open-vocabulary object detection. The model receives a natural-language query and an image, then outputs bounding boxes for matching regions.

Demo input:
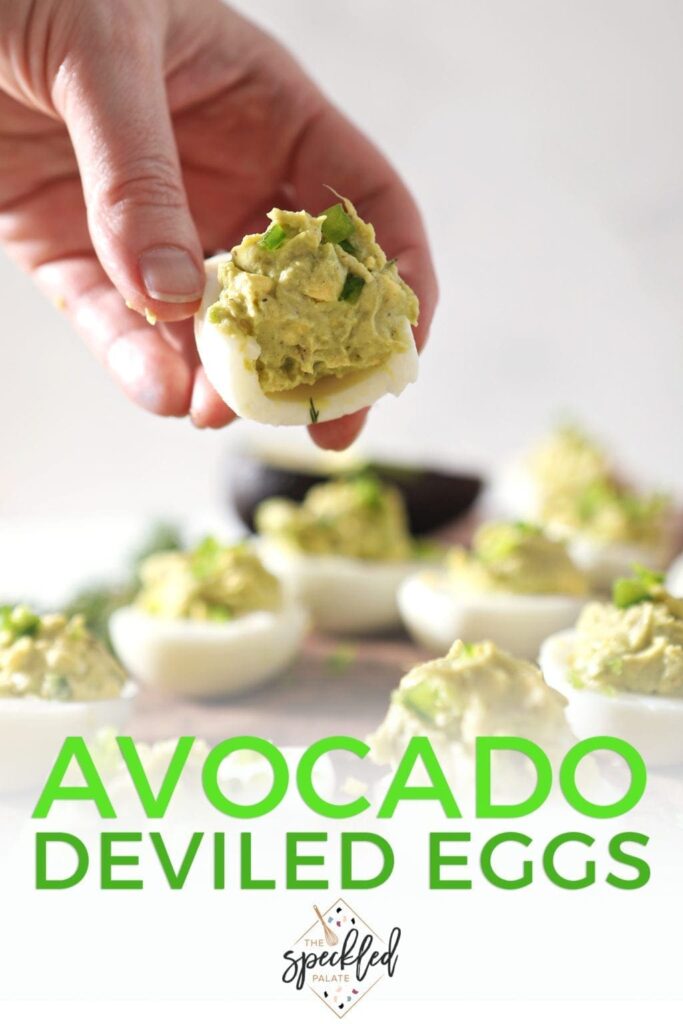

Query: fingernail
[139,246,204,302]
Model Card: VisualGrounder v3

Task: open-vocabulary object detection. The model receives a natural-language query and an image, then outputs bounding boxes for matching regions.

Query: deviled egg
[0,606,135,795]
[497,425,672,590]
[255,473,437,634]
[109,538,308,697]
[540,567,683,766]
[368,639,573,796]
[194,198,419,426]
[496,424,609,523]
[544,480,672,592]
[399,521,589,659]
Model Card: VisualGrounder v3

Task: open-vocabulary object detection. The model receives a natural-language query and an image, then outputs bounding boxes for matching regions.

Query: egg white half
[194,254,419,426]
[398,571,586,659]
[0,681,137,796]
[540,629,683,766]
[258,539,418,634]
[109,602,308,697]
[667,552,683,597]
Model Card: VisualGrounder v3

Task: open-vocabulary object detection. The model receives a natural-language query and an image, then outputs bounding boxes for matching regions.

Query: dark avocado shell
[228,450,483,535]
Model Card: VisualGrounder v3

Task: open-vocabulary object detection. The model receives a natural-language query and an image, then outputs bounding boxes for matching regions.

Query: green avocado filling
[135,538,281,621]
[569,568,683,696]
[207,198,419,393]
[368,640,569,766]
[255,474,414,562]
[446,521,589,596]
[527,425,670,546]
[0,607,126,702]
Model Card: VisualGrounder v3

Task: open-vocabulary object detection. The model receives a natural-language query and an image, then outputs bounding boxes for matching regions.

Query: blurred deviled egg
[399,521,589,659]
[497,423,609,522]
[110,538,308,697]
[497,425,672,590]
[255,473,438,634]
[540,566,683,766]
[0,606,135,795]
[194,198,419,426]
[368,639,573,796]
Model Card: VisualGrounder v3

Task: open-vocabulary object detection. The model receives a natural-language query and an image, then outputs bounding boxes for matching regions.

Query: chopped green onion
[338,238,356,255]
[309,398,320,424]
[0,605,41,641]
[612,564,665,609]
[352,472,383,509]
[401,677,443,724]
[513,521,542,536]
[613,578,649,609]
[190,536,223,580]
[460,642,479,658]
[326,644,357,673]
[339,273,365,303]
[567,669,586,690]
[259,223,288,251]
[632,563,665,587]
[206,605,233,622]
[321,203,354,244]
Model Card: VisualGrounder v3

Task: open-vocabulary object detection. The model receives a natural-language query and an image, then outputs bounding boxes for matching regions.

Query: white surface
[1,0,682,525]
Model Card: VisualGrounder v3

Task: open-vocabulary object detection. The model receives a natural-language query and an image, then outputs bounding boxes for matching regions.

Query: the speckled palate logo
[281,898,401,1017]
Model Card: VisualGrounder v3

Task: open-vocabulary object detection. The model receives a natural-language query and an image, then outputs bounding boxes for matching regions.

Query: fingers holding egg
[194,199,420,428]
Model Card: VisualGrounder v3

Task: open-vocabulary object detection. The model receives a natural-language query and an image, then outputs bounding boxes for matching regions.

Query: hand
[0,0,437,449]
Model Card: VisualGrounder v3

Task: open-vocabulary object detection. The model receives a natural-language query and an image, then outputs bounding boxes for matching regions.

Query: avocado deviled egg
[255,473,436,634]
[541,479,672,593]
[368,639,573,793]
[0,606,135,794]
[109,538,308,697]
[540,566,683,766]
[497,425,673,590]
[497,424,610,523]
[195,198,419,426]
[398,521,589,659]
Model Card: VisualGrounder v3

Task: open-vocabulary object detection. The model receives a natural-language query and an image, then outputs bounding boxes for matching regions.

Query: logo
[282,898,401,1017]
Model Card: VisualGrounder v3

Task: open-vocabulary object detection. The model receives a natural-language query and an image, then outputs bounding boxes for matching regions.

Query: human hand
[0,0,437,449]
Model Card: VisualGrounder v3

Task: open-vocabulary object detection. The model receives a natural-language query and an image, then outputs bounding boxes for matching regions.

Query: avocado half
[228,447,483,535]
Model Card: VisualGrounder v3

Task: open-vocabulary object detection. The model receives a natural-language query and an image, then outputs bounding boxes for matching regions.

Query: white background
[1,0,682,515]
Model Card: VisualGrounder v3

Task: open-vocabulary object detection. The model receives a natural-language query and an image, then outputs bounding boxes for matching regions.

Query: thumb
[53,15,204,319]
